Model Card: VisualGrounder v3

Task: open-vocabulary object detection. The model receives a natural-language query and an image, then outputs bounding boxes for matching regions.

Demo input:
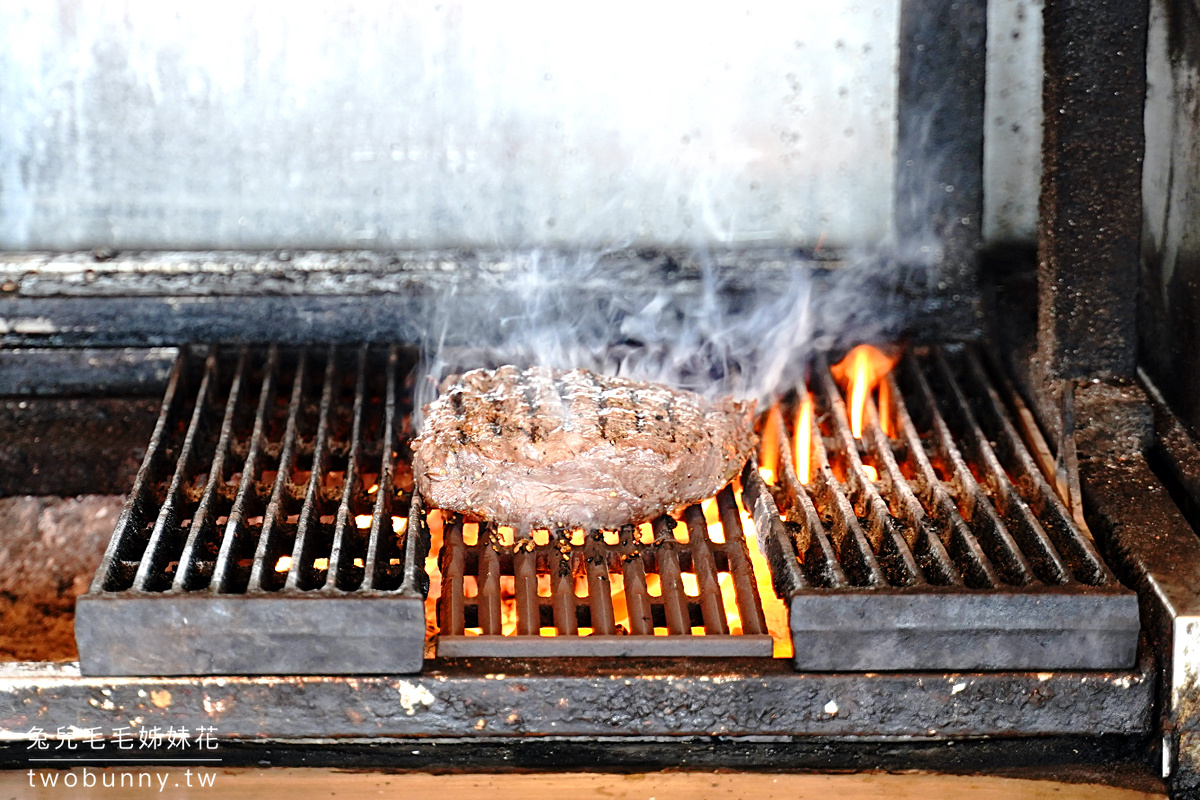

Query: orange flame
[759,403,784,484]
[702,489,792,656]
[831,345,899,439]
[500,575,519,636]
[878,377,894,437]
[794,392,814,484]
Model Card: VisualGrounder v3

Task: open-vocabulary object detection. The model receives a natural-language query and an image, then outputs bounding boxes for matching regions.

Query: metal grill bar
[247,349,310,594]
[209,347,280,594]
[651,517,689,636]
[326,347,369,591]
[957,349,1110,583]
[551,530,580,636]
[753,408,843,590]
[844,365,963,587]
[897,353,1038,586]
[96,356,191,593]
[435,487,774,658]
[130,352,220,593]
[882,367,1002,589]
[814,358,926,587]
[284,349,339,592]
[715,486,768,636]
[684,505,730,635]
[477,524,503,635]
[76,346,428,676]
[171,349,249,593]
[752,344,1139,671]
[805,386,888,588]
[924,348,1073,585]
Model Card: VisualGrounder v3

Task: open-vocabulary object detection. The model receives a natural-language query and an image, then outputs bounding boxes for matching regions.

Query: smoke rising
[414,246,915,421]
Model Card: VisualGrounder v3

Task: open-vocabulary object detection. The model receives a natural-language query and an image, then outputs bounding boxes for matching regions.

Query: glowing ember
[794,392,814,484]
[354,514,372,529]
[500,575,518,636]
[759,403,784,484]
[313,557,329,570]
[274,555,292,573]
[832,344,899,439]
[862,465,879,481]
[366,483,379,495]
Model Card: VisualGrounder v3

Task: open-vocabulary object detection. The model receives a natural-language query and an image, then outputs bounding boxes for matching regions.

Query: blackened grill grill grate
[745,344,1139,671]
[434,484,773,657]
[75,345,429,676]
[76,341,1140,674]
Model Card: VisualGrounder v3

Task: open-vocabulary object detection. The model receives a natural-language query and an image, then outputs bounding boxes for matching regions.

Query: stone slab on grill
[75,345,429,676]
[434,484,774,658]
[746,344,1141,672]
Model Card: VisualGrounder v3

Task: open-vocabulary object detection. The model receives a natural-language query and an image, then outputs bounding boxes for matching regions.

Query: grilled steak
[412,366,756,530]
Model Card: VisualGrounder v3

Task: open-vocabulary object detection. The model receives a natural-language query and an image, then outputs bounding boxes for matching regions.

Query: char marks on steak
[412,366,756,530]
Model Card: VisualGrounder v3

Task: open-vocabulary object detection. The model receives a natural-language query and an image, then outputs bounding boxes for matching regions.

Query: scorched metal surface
[749,344,1140,671]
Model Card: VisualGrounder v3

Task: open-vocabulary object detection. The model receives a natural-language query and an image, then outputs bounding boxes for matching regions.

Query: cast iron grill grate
[745,344,1139,671]
[76,345,429,676]
[434,483,773,657]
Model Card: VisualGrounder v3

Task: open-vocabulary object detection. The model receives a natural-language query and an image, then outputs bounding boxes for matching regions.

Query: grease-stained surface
[1037,0,1147,380]
[0,652,1155,740]
[0,768,1169,800]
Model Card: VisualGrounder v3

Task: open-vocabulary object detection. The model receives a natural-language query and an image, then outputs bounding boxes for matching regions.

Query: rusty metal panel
[1037,0,1148,380]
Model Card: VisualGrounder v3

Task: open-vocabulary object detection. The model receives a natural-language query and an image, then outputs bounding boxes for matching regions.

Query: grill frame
[748,344,1140,672]
[75,345,430,676]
